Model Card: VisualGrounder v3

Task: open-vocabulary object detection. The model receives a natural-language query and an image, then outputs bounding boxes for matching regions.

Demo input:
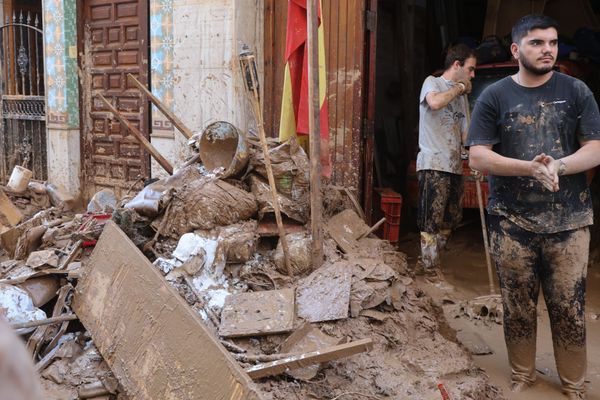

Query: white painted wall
[47,128,81,196]
[151,0,263,178]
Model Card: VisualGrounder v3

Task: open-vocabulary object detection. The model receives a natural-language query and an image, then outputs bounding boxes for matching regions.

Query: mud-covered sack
[217,220,258,264]
[248,174,308,223]
[274,231,312,275]
[249,137,309,206]
[125,165,202,217]
[154,178,258,238]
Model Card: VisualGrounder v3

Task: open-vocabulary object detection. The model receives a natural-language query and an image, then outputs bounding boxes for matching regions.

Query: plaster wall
[150,0,263,178]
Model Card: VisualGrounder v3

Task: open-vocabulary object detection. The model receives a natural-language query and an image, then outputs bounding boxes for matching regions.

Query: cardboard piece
[219,289,295,338]
[0,189,23,227]
[72,221,262,400]
[296,262,351,322]
[245,338,373,379]
[325,210,369,253]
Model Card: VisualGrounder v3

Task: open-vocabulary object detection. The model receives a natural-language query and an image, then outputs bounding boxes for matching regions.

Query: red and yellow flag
[279,0,331,178]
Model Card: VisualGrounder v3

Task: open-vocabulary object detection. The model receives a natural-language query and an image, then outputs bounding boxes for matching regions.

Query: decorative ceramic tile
[150,0,174,136]
[43,0,79,128]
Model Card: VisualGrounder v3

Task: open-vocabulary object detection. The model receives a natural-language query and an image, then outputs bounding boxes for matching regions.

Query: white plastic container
[6,165,32,192]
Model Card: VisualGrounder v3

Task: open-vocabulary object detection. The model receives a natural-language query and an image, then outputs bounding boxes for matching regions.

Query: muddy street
[399,212,600,400]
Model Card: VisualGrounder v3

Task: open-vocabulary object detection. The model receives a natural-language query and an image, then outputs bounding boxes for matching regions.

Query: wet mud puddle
[399,222,600,400]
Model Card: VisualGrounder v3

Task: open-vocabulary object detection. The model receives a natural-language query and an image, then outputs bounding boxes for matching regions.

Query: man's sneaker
[565,391,586,399]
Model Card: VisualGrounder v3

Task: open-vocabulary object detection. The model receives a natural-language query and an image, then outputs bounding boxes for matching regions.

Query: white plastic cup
[7,166,33,192]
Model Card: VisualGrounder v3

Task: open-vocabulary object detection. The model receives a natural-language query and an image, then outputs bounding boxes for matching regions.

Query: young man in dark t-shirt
[468,15,600,400]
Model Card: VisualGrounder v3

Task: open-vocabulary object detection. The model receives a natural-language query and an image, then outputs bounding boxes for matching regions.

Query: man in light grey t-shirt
[417,44,476,279]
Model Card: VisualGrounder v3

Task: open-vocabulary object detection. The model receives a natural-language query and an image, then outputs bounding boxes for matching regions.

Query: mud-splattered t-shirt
[467,72,600,233]
[417,76,468,174]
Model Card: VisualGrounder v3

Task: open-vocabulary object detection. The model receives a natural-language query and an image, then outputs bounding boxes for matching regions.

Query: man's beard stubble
[520,51,555,75]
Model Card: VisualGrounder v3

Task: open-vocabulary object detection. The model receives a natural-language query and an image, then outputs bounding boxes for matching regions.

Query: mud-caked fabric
[417,170,464,233]
[467,72,600,233]
[417,76,468,175]
[488,215,589,395]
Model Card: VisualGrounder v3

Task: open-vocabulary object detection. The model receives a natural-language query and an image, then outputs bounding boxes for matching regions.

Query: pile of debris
[0,129,502,399]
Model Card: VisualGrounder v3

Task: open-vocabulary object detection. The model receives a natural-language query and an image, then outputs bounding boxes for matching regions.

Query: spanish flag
[279,0,331,178]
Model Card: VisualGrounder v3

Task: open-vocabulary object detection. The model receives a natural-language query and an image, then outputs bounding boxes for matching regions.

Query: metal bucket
[198,121,249,178]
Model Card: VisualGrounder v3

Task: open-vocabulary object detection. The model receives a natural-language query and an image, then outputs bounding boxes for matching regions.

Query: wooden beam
[245,338,373,379]
[239,48,293,276]
[127,74,194,140]
[96,94,173,175]
[11,314,78,331]
[307,0,323,269]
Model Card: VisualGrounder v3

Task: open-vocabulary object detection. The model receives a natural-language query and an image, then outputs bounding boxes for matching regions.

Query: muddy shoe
[510,381,532,393]
[565,392,586,399]
[413,259,427,276]
[424,268,454,290]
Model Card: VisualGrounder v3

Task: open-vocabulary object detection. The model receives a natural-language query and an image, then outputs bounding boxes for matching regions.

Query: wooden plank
[97,94,173,175]
[363,0,377,224]
[127,74,193,140]
[245,338,373,379]
[72,221,262,400]
[308,0,324,268]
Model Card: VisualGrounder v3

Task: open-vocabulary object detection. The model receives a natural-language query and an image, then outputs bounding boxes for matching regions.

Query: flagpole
[307,0,323,268]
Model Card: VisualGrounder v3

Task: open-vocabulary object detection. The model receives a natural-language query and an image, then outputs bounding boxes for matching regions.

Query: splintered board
[72,221,262,400]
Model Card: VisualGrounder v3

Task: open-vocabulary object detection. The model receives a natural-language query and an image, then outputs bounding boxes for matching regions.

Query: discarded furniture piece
[219,289,295,338]
[245,338,373,379]
[73,221,262,400]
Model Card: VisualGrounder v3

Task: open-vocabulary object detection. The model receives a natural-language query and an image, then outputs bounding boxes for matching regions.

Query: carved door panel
[80,0,149,199]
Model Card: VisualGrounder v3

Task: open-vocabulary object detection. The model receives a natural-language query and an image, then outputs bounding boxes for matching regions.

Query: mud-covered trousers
[488,215,589,395]
[417,170,463,270]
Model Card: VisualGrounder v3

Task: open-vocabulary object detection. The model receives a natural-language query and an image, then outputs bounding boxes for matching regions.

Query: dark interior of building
[372,0,600,260]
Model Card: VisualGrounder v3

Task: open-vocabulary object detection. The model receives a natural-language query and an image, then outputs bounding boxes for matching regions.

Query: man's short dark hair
[444,44,477,70]
[511,14,559,44]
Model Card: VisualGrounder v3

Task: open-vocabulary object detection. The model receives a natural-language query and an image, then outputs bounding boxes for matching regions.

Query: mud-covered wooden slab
[325,210,369,253]
[296,262,351,322]
[245,338,374,379]
[219,289,295,338]
[72,221,262,400]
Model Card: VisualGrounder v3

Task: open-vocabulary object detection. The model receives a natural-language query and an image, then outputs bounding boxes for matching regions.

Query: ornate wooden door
[80,0,149,199]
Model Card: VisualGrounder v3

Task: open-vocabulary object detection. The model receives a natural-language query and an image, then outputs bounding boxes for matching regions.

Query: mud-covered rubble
[0,132,502,399]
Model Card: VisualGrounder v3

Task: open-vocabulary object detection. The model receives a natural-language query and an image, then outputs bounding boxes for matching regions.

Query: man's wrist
[557,159,567,176]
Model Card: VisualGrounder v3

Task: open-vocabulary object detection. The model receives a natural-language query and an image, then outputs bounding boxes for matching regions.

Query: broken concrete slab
[245,338,373,379]
[296,262,351,322]
[72,221,262,400]
[219,289,295,338]
[325,209,369,253]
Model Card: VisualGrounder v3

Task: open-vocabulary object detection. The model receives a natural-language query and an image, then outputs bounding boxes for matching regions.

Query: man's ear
[453,60,461,69]
[510,43,519,60]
